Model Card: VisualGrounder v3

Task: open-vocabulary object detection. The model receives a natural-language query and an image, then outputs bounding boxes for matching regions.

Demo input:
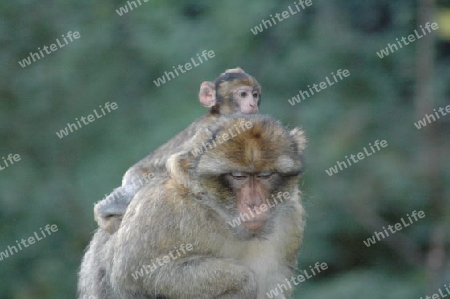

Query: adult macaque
[78,115,307,299]
[94,68,262,234]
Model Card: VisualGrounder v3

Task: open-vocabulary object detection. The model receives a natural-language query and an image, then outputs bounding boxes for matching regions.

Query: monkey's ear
[290,128,307,152]
[199,81,216,108]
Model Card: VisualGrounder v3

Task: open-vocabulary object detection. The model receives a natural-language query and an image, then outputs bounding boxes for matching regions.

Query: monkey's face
[224,171,274,231]
[231,85,260,114]
[191,116,305,237]
[211,70,262,115]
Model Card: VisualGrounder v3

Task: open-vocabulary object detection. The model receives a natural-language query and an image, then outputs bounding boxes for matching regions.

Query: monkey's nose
[244,195,263,208]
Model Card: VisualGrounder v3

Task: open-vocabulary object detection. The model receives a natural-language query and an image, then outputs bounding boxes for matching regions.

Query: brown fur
[79,115,306,299]
[213,74,261,115]
[94,69,262,234]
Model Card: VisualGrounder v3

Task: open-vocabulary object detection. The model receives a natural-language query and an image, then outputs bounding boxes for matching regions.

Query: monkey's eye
[239,91,248,98]
[257,172,273,179]
[252,92,258,98]
[231,172,248,180]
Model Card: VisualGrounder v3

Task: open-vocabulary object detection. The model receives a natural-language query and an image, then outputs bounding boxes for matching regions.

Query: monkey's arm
[109,179,257,299]
[93,185,135,234]
[78,229,115,299]
[122,114,215,185]
[93,114,217,233]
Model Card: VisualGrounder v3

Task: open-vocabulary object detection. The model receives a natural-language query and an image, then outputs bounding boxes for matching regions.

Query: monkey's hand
[93,185,135,233]
[157,256,257,299]
[114,256,258,299]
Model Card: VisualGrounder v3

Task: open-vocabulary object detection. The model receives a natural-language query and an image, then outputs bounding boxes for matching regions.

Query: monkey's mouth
[242,107,259,114]
[242,220,267,231]
[239,206,269,231]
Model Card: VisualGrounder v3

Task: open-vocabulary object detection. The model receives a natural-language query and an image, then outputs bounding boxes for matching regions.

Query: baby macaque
[94,68,262,233]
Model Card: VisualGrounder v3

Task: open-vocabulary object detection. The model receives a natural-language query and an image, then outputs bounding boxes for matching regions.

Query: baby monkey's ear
[199,81,216,108]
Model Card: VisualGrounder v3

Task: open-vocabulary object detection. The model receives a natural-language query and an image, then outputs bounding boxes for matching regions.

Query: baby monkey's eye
[252,92,258,98]
[239,91,248,98]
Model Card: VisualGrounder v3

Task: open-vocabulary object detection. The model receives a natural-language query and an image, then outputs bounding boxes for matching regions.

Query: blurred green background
[1,0,449,298]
